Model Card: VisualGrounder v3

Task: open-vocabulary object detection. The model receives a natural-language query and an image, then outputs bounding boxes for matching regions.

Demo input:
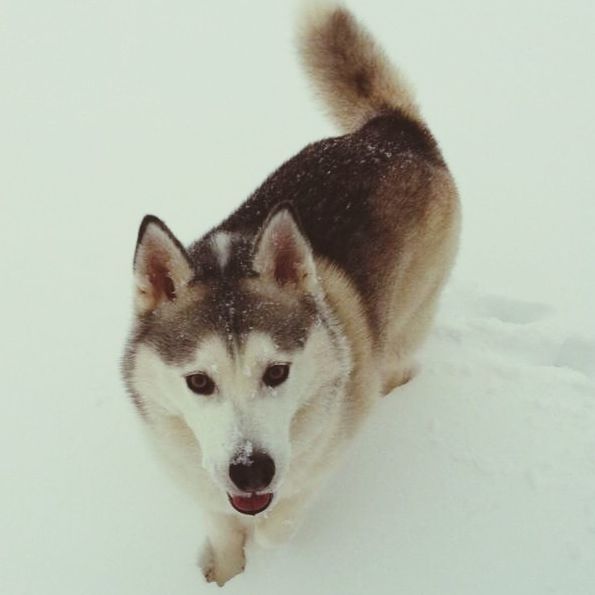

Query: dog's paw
[382,364,417,396]
[198,540,245,587]
[198,542,216,583]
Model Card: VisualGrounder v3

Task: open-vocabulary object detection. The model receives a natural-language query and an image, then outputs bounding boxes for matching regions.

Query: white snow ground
[1,1,594,594]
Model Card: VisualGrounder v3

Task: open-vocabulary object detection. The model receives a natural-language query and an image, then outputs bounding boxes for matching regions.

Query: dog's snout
[229,451,275,492]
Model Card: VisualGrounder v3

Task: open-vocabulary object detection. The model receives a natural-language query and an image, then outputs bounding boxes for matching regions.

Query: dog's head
[123,205,351,516]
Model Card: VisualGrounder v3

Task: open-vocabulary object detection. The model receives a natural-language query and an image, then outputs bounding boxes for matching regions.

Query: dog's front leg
[199,512,246,586]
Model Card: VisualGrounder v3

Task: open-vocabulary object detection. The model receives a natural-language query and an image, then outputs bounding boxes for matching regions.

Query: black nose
[229,451,276,492]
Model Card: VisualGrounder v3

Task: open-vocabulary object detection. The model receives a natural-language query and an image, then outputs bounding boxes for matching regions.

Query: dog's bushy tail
[297,1,420,132]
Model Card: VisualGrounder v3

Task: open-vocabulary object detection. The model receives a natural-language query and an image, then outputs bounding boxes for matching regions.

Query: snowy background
[1,0,594,593]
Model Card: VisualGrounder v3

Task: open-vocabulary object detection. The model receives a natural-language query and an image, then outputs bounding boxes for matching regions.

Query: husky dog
[122,1,459,586]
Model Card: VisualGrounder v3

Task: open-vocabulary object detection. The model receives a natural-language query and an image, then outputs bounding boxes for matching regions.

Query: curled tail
[297,1,421,132]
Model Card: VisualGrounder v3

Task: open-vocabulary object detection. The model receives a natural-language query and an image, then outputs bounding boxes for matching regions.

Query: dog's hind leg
[380,280,443,396]
[380,184,461,396]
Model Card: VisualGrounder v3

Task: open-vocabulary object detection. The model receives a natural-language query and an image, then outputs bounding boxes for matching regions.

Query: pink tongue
[230,493,272,514]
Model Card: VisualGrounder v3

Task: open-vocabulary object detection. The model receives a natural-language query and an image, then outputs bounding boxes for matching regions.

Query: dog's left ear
[133,215,193,315]
[253,204,318,293]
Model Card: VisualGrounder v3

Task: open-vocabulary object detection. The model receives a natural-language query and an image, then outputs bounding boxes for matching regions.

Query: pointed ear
[252,204,318,292]
[133,215,193,314]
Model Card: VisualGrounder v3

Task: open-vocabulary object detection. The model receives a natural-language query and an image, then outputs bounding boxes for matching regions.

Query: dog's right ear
[133,215,193,315]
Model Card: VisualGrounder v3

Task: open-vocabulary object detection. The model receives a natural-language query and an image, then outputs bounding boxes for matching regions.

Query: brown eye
[186,373,216,396]
[263,363,290,388]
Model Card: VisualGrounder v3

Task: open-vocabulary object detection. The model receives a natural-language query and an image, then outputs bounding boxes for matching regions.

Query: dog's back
[200,4,460,391]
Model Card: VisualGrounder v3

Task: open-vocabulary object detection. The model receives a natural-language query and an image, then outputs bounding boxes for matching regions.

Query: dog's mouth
[228,492,273,515]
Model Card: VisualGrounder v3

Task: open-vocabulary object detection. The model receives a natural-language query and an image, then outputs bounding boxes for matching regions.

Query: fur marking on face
[210,231,233,271]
